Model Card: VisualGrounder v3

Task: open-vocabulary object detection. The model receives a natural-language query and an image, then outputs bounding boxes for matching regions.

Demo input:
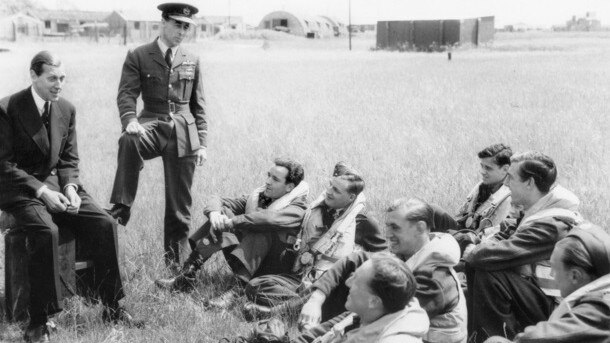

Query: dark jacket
[0,87,79,209]
[117,40,207,157]
[204,193,307,234]
[516,274,610,343]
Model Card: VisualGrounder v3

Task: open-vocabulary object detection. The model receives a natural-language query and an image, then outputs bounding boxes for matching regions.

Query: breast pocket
[142,72,162,93]
[178,68,195,100]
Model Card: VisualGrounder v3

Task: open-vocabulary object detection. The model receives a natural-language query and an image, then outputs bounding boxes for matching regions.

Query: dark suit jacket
[117,39,207,157]
[0,87,80,209]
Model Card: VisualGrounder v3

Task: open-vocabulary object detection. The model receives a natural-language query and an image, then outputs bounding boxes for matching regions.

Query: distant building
[106,10,199,43]
[203,16,245,31]
[0,12,43,41]
[194,17,216,39]
[258,11,347,38]
[503,22,531,32]
[27,9,108,36]
[350,24,376,33]
[377,16,495,51]
[106,10,161,42]
[565,12,601,31]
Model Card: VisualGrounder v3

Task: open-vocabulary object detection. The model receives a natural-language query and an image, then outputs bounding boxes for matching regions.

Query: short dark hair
[556,237,595,277]
[273,158,304,186]
[561,223,610,278]
[333,161,365,195]
[478,143,513,166]
[368,253,417,313]
[510,151,557,193]
[386,198,433,231]
[30,51,61,76]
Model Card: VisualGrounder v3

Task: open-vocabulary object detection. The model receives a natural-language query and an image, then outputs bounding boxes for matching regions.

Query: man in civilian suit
[106,2,207,268]
[0,51,139,343]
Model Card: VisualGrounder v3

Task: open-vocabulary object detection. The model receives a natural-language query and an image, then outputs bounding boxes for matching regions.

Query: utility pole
[348,0,352,50]
[228,0,231,28]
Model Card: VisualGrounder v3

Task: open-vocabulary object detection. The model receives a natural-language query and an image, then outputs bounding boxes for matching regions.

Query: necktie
[42,101,51,139]
[165,48,172,67]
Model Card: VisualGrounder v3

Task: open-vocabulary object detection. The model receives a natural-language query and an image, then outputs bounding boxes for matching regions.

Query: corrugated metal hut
[377,16,495,50]
[0,12,43,41]
[258,11,340,38]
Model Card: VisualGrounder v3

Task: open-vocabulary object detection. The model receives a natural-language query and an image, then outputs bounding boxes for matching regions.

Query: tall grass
[0,31,609,342]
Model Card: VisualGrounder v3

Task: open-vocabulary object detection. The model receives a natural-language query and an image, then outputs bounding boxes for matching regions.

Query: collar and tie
[165,48,172,67]
[42,101,51,139]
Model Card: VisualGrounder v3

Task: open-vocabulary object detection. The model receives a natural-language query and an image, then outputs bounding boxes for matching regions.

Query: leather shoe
[242,302,272,322]
[102,306,145,328]
[155,274,196,292]
[24,323,50,343]
[105,204,131,226]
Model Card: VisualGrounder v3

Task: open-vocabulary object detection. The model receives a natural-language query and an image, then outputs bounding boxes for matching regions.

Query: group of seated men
[154,144,609,343]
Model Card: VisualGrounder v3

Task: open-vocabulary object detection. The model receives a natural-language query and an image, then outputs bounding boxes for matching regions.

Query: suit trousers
[466,267,555,343]
[6,191,123,322]
[110,120,196,264]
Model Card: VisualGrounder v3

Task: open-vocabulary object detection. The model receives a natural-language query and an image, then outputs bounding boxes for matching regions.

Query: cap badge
[183,7,190,15]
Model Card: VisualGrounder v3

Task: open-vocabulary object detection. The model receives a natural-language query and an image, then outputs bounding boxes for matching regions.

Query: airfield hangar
[259,11,347,38]
[377,16,495,50]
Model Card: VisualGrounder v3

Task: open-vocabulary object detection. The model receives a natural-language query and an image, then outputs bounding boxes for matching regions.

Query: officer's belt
[144,101,189,114]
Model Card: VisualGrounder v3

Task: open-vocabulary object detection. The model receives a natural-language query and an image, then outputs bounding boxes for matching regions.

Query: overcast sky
[42,0,610,28]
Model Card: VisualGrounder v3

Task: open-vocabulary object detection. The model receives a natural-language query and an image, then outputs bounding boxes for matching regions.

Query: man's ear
[416,220,428,233]
[349,193,356,202]
[30,69,36,81]
[285,183,295,193]
[369,294,383,309]
[570,267,590,285]
[501,164,510,173]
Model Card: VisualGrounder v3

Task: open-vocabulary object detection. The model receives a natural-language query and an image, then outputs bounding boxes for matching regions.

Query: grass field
[0,31,609,342]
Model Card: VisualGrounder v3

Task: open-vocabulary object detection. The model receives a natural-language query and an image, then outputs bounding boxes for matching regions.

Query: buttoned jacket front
[117,39,207,157]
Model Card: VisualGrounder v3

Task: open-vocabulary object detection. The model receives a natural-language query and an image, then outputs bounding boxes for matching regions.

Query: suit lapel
[149,39,169,69]
[172,47,186,68]
[47,101,66,167]
[18,88,50,156]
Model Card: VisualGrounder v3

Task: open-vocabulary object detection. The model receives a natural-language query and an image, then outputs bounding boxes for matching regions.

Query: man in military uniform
[455,143,513,235]
[106,2,207,267]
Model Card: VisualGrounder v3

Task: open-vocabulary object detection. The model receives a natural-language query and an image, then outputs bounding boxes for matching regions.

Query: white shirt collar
[30,86,47,116]
[157,37,178,60]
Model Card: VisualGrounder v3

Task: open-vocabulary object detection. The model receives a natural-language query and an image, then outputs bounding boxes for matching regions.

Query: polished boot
[243,296,306,321]
[155,251,203,292]
[105,203,131,226]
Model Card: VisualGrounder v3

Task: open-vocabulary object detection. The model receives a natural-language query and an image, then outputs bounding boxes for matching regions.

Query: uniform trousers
[110,119,196,264]
[6,190,123,323]
[188,216,294,283]
[466,267,555,343]
[245,273,351,322]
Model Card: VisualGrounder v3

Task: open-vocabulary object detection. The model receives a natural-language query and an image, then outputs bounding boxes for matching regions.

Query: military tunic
[110,38,207,264]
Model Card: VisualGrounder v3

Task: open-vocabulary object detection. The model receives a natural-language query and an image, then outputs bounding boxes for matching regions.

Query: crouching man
[318,253,430,343]
[297,198,467,343]
[155,158,308,307]
[484,222,610,343]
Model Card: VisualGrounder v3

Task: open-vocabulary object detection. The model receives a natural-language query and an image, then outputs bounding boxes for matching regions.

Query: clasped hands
[208,211,234,243]
[40,185,81,214]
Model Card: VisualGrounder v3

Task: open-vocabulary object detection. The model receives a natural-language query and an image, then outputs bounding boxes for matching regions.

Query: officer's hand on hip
[125,121,145,136]
[196,148,207,166]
